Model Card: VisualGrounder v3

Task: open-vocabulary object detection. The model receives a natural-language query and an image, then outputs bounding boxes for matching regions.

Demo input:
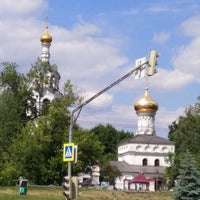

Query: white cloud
[152,32,170,44]
[156,106,185,137]
[0,0,47,18]
[173,18,200,82]
[50,23,129,90]
[173,41,200,81]
[146,4,178,14]
[77,104,137,132]
[150,68,193,90]
[157,106,185,128]
[0,18,44,69]
[80,91,113,108]
[180,15,200,36]
[0,0,47,69]
[110,66,193,93]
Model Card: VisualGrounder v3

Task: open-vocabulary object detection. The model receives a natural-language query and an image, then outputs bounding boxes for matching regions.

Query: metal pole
[67,111,74,200]
[67,61,148,199]
[72,61,148,116]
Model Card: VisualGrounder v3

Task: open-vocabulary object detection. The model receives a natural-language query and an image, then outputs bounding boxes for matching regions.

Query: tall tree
[0,62,30,185]
[174,152,200,200]
[100,162,121,185]
[168,97,200,179]
[90,124,132,160]
[26,59,62,118]
[8,79,81,185]
[73,129,104,175]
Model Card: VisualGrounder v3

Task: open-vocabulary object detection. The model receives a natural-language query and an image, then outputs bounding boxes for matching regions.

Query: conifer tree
[174,152,200,200]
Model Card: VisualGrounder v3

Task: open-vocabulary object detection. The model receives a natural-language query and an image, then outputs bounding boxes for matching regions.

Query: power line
[77,119,169,132]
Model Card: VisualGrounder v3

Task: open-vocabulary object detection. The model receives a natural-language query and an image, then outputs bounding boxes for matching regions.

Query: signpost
[63,143,75,162]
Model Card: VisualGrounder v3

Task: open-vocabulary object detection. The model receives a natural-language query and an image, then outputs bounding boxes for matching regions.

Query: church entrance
[154,177,162,191]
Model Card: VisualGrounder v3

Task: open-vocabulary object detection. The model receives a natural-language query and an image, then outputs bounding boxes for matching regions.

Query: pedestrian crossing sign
[63,143,74,162]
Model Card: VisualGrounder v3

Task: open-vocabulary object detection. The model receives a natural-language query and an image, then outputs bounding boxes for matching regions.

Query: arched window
[136,145,142,152]
[155,159,160,166]
[142,158,148,166]
[145,145,151,152]
[162,147,168,153]
[42,99,50,115]
[153,146,159,152]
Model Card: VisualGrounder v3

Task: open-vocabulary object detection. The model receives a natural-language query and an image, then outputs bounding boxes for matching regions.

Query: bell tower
[40,19,52,62]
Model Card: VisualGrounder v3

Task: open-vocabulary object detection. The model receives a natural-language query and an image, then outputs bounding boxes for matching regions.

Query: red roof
[129,174,149,183]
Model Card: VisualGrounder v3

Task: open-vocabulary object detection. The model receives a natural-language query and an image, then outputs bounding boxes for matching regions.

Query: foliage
[100,162,121,185]
[168,97,200,179]
[90,124,132,160]
[165,152,177,186]
[0,61,79,185]
[26,60,62,118]
[174,152,200,200]
[0,60,133,186]
[0,62,30,185]
[27,59,60,96]
[73,129,104,174]
[8,96,75,185]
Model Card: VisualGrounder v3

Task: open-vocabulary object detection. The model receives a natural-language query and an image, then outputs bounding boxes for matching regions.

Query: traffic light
[71,176,79,199]
[63,176,71,199]
[148,50,159,76]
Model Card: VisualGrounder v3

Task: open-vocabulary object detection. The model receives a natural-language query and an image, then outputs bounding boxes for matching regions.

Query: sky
[0,0,200,138]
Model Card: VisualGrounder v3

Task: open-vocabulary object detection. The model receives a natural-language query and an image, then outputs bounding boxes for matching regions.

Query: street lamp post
[66,50,159,199]
[67,61,148,190]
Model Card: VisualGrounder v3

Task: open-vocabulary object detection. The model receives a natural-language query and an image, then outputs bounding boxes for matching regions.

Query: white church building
[26,24,62,118]
[111,87,175,191]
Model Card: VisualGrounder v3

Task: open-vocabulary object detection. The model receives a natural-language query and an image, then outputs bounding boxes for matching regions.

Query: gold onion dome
[134,88,158,113]
[40,26,52,44]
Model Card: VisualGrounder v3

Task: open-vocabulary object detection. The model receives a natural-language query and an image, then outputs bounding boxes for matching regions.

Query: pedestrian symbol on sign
[63,143,74,162]
[65,146,72,158]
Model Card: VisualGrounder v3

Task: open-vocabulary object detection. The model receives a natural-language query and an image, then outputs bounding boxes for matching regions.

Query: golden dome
[40,26,52,44]
[134,88,158,113]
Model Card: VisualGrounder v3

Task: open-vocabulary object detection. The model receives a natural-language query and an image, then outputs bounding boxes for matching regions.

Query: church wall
[119,143,174,155]
[120,153,171,167]
[118,142,174,166]
[118,144,130,154]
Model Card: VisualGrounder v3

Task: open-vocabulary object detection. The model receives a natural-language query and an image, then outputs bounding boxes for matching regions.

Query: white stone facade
[118,143,174,167]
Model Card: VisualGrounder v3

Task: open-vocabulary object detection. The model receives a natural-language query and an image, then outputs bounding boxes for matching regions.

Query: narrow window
[143,158,148,166]
[155,159,160,166]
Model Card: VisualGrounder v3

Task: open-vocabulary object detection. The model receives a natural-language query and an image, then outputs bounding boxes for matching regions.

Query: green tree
[174,152,200,200]
[27,59,60,96]
[168,97,200,179]
[0,62,29,143]
[26,59,63,118]
[9,82,80,185]
[0,62,30,185]
[90,124,132,160]
[100,162,121,185]
[73,129,104,175]
[0,60,132,186]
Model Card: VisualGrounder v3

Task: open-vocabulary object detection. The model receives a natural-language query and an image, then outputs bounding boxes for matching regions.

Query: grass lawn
[0,186,173,200]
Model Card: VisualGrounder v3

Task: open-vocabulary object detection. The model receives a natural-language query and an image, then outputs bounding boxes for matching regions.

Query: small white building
[111,88,175,191]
